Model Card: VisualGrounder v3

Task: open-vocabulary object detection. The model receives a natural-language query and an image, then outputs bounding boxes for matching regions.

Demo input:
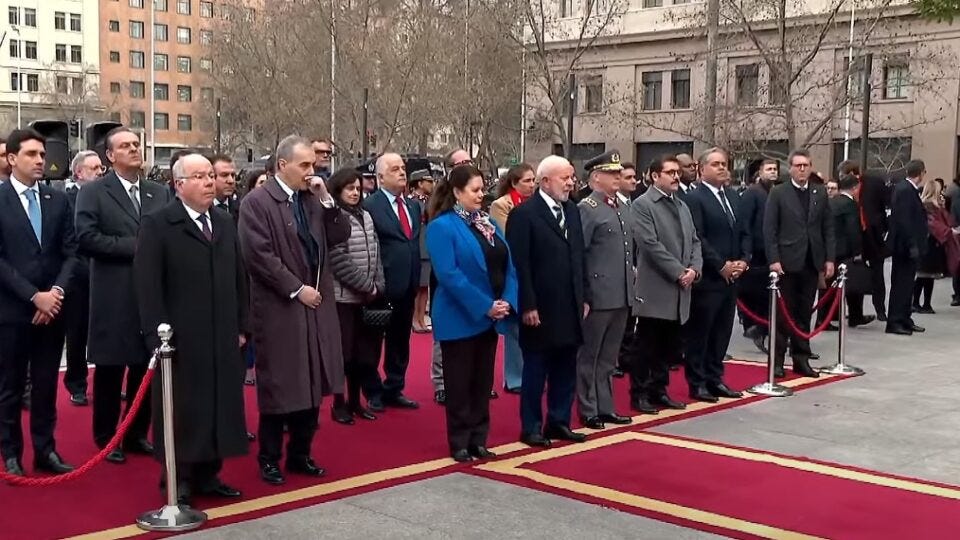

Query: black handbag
[362,303,393,327]
[844,260,873,296]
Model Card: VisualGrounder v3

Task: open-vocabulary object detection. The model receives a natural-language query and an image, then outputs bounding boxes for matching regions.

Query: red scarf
[509,188,528,208]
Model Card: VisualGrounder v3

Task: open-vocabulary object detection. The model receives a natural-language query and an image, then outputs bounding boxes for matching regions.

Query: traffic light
[28,119,70,180]
[86,121,123,167]
[69,120,80,138]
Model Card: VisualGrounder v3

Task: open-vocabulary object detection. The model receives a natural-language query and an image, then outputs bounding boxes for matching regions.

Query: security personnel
[575,150,633,429]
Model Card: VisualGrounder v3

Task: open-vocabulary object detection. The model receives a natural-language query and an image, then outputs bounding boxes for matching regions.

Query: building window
[846,56,865,100]
[110,82,121,94]
[643,0,663,7]
[580,75,603,114]
[56,76,69,93]
[200,1,213,17]
[177,27,191,44]
[642,71,663,111]
[10,73,19,92]
[130,21,144,39]
[200,30,213,45]
[177,85,193,102]
[178,114,193,131]
[130,50,145,69]
[130,81,146,98]
[24,8,36,27]
[177,56,192,73]
[130,0,144,8]
[15,73,40,92]
[70,45,82,63]
[768,62,790,105]
[109,20,120,32]
[177,0,191,15]
[72,78,83,95]
[155,113,170,130]
[883,63,909,100]
[200,57,212,71]
[131,111,146,128]
[55,11,66,30]
[201,87,214,102]
[155,23,168,41]
[154,53,169,71]
[56,44,68,63]
[110,51,121,63]
[154,83,169,100]
[8,40,19,58]
[23,41,35,60]
[8,7,19,25]
[155,0,168,11]
[110,112,122,123]
[671,69,690,109]
[735,63,759,106]
[71,13,82,31]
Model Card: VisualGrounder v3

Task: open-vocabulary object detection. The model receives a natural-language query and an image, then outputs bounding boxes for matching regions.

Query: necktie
[718,190,736,227]
[292,193,306,229]
[129,184,141,215]
[197,214,212,241]
[605,197,618,209]
[24,188,41,244]
[396,197,413,239]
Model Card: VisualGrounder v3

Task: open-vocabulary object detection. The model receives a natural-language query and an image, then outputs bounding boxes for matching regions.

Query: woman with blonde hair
[914,179,960,313]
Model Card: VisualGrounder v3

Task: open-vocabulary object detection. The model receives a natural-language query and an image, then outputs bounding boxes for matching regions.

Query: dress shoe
[774,366,786,378]
[105,448,126,464]
[434,390,446,405]
[752,334,769,354]
[452,449,474,463]
[246,431,257,441]
[689,387,719,403]
[885,324,913,336]
[385,394,420,409]
[911,303,922,313]
[708,383,743,399]
[69,392,88,406]
[489,390,499,399]
[917,306,936,314]
[468,446,497,459]
[876,311,888,322]
[598,413,632,425]
[544,425,587,443]
[287,456,325,477]
[367,397,385,412]
[124,438,154,455]
[952,297,960,307]
[809,353,820,361]
[34,451,74,475]
[612,367,625,378]
[630,397,658,415]
[503,386,521,395]
[792,358,820,378]
[848,315,875,327]
[331,406,354,425]
[520,433,552,447]
[259,461,285,485]
[911,324,926,333]
[582,416,605,430]
[652,394,686,410]
[199,482,242,498]
[351,406,377,421]
[4,457,24,477]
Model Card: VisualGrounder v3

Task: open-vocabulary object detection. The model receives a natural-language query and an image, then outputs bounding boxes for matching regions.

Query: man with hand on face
[239,135,350,486]
[134,153,249,506]
[0,129,78,477]
[210,154,239,223]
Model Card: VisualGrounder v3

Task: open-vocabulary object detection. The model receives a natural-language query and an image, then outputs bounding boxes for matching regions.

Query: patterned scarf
[454,203,496,246]
[508,188,528,208]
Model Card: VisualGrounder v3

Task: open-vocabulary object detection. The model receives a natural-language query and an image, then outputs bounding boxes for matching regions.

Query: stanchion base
[746,382,794,397]
[819,363,865,376]
[136,504,207,532]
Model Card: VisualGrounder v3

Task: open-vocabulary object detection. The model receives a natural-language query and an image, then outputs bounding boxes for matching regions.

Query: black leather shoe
[917,306,936,314]
[653,394,687,410]
[544,425,587,443]
[200,482,242,498]
[708,383,743,399]
[4,457,24,477]
[876,311,888,322]
[332,407,354,425]
[452,449,474,463]
[793,358,820,378]
[124,438,154,455]
[468,446,497,459]
[489,390,499,399]
[598,413,632,425]
[885,324,913,336]
[246,431,257,441]
[503,386,521,395]
[752,334,769,354]
[385,394,420,409]
[367,397,385,412]
[911,324,926,333]
[34,451,74,475]
[520,433,552,447]
[952,298,960,307]
[287,457,326,477]
[848,315,876,327]
[630,398,659,415]
[434,390,446,405]
[689,387,718,403]
[69,392,88,406]
[259,461,285,485]
[612,368,625,378]
[351,406,377,421]
[582,416,605,430]
[774,366,786,378]
[105,448,126,464]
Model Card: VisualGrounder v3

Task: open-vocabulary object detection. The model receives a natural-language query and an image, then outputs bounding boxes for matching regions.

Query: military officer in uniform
[575,151,634,429]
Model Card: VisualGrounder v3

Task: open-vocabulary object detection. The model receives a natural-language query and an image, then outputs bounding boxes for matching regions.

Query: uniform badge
[583,197,598,208]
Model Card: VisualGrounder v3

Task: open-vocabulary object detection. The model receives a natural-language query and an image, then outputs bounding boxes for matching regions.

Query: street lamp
[12,25,22,129]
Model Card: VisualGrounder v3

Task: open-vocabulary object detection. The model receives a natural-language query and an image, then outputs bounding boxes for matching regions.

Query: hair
[207,153,233,168]
[905,159,925,179]
[496,163,535,198]
[170,149,192,173]
[648,154,679,176]
[310,137,331,145]
[264,155,276,174]
[104,126,134,151]
[5,128,45,156]
[243,168,266,193]
[920,176,942,207]
[621,162,636,173]
[788,149,811,166]
[697,146,728,168]
[70,150,99,177]
[276,135,310,163]
[837,174,859,191]
[375,152,402,176]
[327,168,362,204]
[427,164,483,221]
[171,152,204,181]
[535,155,571,181]
[444,149,468,169]
[838,159,860,177]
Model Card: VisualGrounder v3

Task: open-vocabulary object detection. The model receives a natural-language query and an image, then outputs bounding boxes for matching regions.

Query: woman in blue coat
[426,165,518,462]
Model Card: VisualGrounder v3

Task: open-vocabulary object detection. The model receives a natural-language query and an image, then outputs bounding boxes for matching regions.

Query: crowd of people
[0,126,956,509]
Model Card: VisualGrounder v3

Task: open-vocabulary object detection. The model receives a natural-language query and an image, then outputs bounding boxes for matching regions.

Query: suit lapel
[174,203,210,246]
[455,215,488,272]
[533,191,567,241]
[1,183,40,249]
[105,174,141,223]
[139,182,162,216]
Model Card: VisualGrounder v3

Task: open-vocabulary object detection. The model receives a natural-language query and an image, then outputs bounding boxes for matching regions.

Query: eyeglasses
[661,169,681,177]
[454,159,473,167]
[177,172,216,181]
[315,149,333,156]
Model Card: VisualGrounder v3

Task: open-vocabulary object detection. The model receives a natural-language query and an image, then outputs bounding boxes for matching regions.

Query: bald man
[676,153,699,197]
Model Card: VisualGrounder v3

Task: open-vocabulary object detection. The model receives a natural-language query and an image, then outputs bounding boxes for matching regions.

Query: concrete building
[526,1,960,182]
[0,0,102,137]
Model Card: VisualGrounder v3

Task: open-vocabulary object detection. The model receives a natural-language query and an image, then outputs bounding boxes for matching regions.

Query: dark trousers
[913,277,935,307]
[379,290,416,399]
[685,287,736,391]
[888,256,917,328]
[632,317,681,399]
[92,364,151,448]
[0,321,65,461]
[336,302,384,408]
[738,266,769,336]
[953,273,960,300]
[520,345,577,436]
[258,407,319,464]
[774,268,819,364]
[440,329,497,452]
[868,256,888,314]
[618,315,638,371]
[63,276,90,396]
[170,459,223,495]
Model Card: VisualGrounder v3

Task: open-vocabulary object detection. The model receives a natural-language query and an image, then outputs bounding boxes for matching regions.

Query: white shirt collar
[791,179,808,191]
[842,192,855,201]
[181,200,211,228]
[538,189,561,210]
[117,172,139,192]
[275,176,296,201]
[906,177,921,191]
[702,181,723,197]
[380,187,402,205]
[617,192,630,204]
[65,179,80,190]
[8,175,37,196]
[654,186,674,200]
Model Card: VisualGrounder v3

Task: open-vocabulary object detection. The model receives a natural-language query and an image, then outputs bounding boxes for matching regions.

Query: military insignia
[583,197,598,208]
[611,153,620,164]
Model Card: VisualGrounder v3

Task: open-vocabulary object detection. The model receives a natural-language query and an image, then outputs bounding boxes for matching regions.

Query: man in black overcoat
[886,160,929,335]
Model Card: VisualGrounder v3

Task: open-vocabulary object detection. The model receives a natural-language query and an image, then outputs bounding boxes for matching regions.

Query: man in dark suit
[76,127,171,464]
[61,150,104,406]
[362,153,421,410]
[738,159,778,353]
[684,147,750,402]
[210,154,240,222]
[763,149,835,378]
[886,160,929,335]
[506,155,587,448]
[839,160,889,319]
[827,175,875,326]
[0,128,78,476]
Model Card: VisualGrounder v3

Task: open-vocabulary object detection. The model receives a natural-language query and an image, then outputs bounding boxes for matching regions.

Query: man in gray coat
[630,154,702,413]
[576,150,634,430]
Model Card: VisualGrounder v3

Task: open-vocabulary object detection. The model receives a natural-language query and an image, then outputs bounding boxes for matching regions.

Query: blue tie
[23,188,41,244]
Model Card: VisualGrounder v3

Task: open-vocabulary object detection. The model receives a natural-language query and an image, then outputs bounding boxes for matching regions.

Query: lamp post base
[746,382,794,397]
[819,363,865,376]
[136,504,207,532]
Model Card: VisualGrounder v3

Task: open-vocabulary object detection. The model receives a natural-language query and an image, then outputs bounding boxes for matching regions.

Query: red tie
[397,198,413,239]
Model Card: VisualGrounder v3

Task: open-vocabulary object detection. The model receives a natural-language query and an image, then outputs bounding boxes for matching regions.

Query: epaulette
[581,197,598,208]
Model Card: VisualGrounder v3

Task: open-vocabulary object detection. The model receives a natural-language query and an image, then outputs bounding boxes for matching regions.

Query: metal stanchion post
[820,263,865,376]
[137,324,207,532]
[747,272,794,397]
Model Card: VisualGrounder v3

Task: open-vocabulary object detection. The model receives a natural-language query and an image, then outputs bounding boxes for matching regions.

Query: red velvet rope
[737,299,770,326]
[0,365,156,487]
[777,290,843,341]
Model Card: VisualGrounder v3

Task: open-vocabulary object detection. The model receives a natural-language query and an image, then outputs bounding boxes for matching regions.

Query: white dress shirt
[181,201,212,234]
[117,173,141,205]
[617,192,630,206]
[539,189,563,219]
[381,187,406,219]
[8,175,39,217]
[702,181,736,221]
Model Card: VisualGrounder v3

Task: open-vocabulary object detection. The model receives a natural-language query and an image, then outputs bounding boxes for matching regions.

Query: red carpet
[474,434,960,539]
[2,335,819,539]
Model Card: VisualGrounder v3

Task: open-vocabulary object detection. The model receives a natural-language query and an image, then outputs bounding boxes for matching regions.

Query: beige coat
[489,195,515,230]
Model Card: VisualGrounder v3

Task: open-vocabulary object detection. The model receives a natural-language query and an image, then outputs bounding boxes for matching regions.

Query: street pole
[361,88,369,159]
[215,98,222,154]
[520,49,527,161]
[149,4,156,167]
[703,0,720,149]
[566,73,575,158]
[330,0,337,169]
[842,2,856,160]
[13,26,22,129]
[858,53,873,176]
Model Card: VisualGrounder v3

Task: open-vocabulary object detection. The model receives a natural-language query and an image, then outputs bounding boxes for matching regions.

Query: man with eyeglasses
[445,149,472,172]
[210,154,240,223]
[311,138,333,181]
[76,127,172,464]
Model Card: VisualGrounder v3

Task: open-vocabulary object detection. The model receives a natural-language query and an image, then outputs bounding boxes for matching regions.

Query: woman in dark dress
[914,179,960,313]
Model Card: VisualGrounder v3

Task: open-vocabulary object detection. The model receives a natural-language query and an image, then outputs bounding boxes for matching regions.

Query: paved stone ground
[182,275,960,539]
